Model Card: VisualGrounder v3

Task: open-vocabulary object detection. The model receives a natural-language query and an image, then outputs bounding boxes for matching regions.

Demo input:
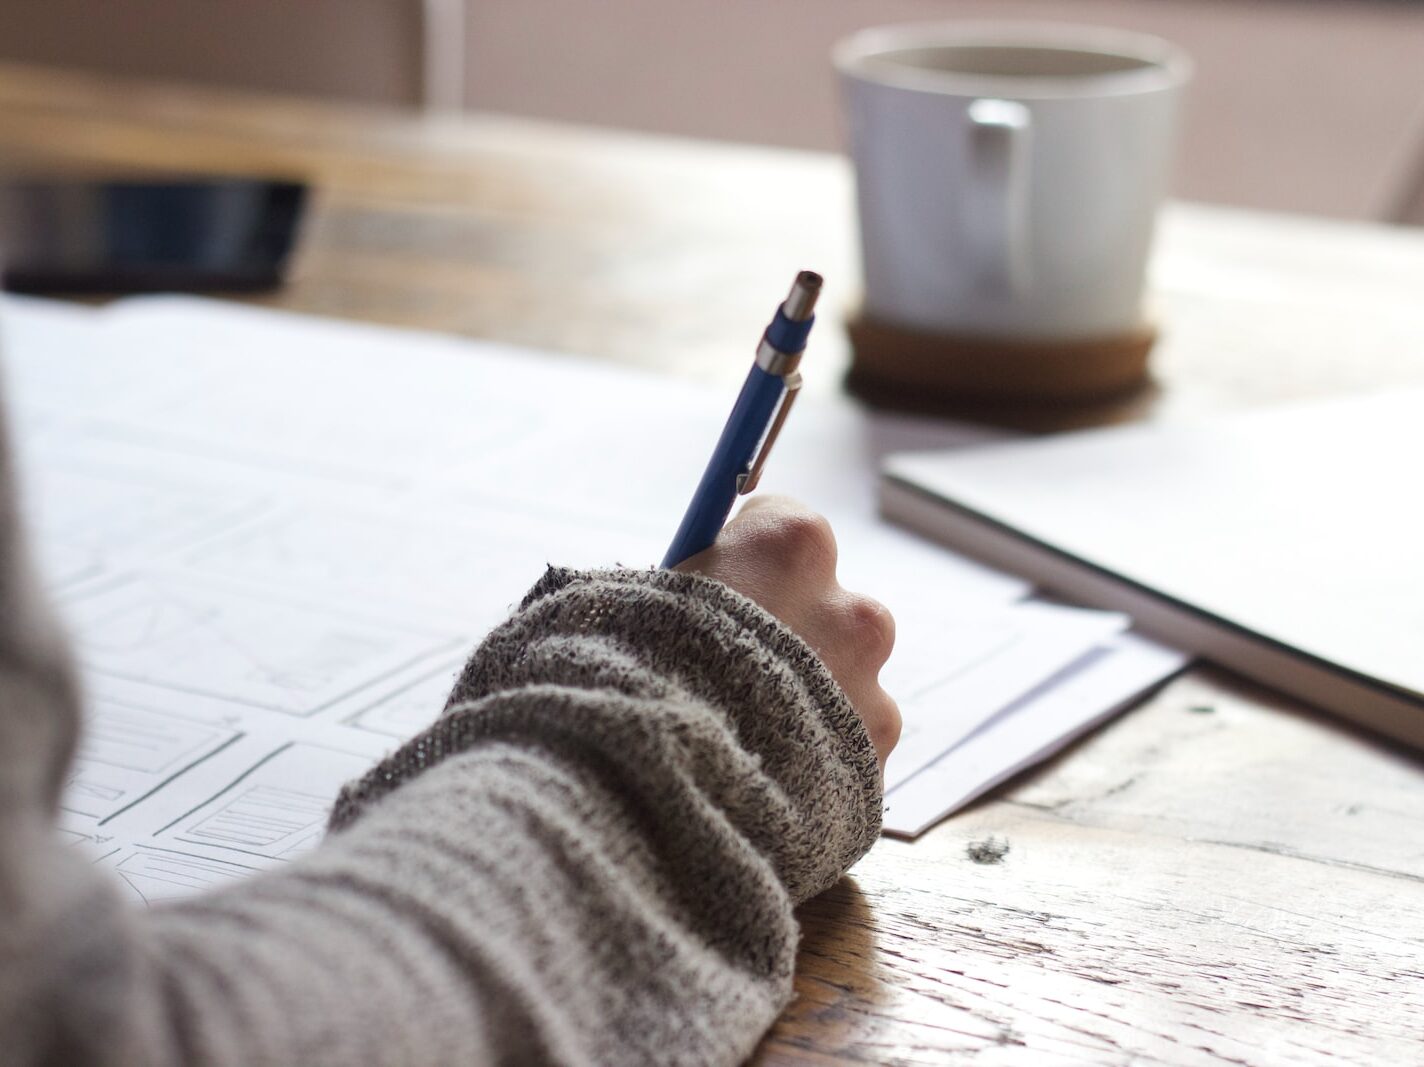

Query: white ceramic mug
[836,23,1191,341]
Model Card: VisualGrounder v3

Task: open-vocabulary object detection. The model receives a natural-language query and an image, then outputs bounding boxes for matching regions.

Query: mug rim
[834,21,1193,100]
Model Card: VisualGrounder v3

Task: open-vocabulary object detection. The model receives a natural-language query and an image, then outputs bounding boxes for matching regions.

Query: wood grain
[1,62,1421,1065]
[774,672,1424,1064]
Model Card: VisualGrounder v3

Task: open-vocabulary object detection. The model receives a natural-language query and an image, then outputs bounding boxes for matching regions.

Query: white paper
[0,295,1183,897]
[883,632,1188,837]
[883,601,1129,791]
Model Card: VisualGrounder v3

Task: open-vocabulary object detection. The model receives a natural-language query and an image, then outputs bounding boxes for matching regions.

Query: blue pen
[661,270,822,568]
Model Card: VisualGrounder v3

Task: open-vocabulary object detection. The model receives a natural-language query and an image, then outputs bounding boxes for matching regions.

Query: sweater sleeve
[1,562,883,1067]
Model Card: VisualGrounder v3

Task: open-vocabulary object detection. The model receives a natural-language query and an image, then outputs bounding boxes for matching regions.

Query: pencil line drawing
[64,574,452,716]
[160,743,377,862]
[112,847,258,906]
[156,743,293,836]
[180,786,329,854]
[96,732,246,828]
[60,702,243,825]
[349,660,463,739]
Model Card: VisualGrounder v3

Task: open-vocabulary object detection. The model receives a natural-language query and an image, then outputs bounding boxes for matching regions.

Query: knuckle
[765,510,837,572]
[884,700,903,750]
[846,594,896,662]
[868,693,902,753]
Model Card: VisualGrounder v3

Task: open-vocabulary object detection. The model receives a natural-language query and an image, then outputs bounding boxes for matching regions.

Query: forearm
[152,737,791,1066]
[337,566,882,902]
[319,567,880,1064]
[5,568,880,1067]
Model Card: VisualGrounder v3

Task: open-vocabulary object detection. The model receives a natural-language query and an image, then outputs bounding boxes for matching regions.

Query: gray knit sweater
[0,413,883,1064]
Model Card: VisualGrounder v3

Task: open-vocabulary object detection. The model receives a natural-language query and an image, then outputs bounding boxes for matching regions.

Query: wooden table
[2,63,1421,1065]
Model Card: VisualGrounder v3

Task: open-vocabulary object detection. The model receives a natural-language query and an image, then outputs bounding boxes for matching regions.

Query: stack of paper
[0,296,1184,903]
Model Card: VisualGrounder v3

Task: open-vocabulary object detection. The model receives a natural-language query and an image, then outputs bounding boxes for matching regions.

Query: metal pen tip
[782,270,823,322]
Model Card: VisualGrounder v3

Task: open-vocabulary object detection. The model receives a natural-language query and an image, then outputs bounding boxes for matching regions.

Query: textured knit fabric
[0,408,883,1064]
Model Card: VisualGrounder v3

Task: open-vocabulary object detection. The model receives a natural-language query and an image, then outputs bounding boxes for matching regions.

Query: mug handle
[966,98,1032,294]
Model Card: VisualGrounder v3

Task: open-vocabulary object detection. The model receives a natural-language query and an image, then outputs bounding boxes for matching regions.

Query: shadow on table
[751,876,893,1061]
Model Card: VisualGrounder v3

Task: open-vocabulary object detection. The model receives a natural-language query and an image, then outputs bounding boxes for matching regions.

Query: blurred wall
[464,0,1424,223]
[0,0,423,106]
[2,0,1422,223]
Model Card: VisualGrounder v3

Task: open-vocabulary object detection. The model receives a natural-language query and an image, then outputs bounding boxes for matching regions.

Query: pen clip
[737,371,802,495]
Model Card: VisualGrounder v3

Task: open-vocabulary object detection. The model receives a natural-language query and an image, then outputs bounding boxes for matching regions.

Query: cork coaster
[846,313,1157,412]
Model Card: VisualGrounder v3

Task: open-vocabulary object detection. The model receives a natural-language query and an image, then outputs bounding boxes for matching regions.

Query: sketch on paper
[158,743,377,863]
[110,848,257,906]
[349,661,462,739]
[61,700,239,823]
[62,573,453,717]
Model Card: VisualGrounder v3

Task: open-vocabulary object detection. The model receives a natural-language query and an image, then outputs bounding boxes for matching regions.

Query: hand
[674,495,901,770]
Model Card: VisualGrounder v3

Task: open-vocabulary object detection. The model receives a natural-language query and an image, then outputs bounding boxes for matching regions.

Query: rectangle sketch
[182,502,658,629]
[107,847,259,906]
[159,742,378,863]
[62,572,454,717]
[183,507,528,630]
[350,660,464,739]
[62,700,239,823]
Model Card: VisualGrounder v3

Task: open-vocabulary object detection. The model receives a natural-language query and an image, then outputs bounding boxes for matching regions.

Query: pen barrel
[660,365,786,568]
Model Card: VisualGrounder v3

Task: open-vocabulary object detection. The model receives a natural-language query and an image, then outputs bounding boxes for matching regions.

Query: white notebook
[882,389,1424,752]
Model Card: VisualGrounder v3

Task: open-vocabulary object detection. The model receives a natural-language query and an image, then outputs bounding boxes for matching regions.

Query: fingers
[821,591,899,767]
[839,591,896,670]
[862,689,903,768]
[675,494,902,770]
